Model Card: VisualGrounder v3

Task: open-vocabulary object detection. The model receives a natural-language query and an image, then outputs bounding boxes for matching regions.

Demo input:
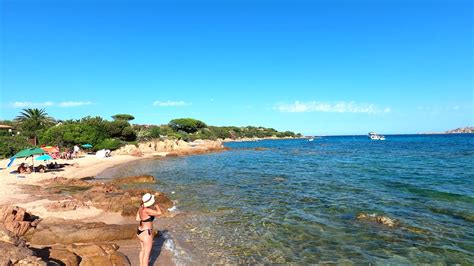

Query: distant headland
[444,127,474,134]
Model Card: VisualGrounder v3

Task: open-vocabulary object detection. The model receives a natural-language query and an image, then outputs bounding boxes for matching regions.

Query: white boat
[308,138,314,142]
[368,132,385,140]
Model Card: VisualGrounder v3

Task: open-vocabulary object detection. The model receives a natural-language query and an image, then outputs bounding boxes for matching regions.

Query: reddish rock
[46,199,90,212]
[65,243,130,266]
[0,206,40,236]
[39,176,91,187]
[48,248,80,266]
[0,241,35,266]
[24,220,136,245]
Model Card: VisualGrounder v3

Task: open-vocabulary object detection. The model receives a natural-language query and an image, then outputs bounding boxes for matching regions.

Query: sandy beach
[0,139,229,265]
[0,153,146,207]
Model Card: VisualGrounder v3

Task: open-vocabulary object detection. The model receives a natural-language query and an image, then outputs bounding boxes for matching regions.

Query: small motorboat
[368,132,385,140]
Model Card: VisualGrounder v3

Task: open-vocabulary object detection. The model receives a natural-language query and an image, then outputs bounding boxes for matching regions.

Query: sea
[98,134,474,264]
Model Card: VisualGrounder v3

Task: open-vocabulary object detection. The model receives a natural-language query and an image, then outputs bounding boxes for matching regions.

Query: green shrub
[121,126,137,141]
[0,135,31,158]
[159,125,175,136]
[95,138,122,151]
[167,132,182,140]
[149,126,161,138]
[190,128,217,141]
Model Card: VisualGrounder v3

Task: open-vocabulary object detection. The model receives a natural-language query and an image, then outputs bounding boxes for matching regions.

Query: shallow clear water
[99,134,474,264]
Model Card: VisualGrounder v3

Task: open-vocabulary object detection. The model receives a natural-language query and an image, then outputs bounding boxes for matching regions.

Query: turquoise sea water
[100,134,474,264]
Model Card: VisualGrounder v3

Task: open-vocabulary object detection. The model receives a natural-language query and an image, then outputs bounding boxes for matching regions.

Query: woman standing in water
[136,193,163,266]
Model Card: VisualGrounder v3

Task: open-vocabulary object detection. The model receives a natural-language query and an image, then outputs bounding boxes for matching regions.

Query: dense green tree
[15,108,54,145]
[168,118,207,133]
[112,114,135,121]
[41,122,103,148]
[79,116,108,141]
[105,120,129,138]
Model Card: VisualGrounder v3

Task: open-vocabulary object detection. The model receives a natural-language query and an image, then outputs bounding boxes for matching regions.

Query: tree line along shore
[0,108,302,159]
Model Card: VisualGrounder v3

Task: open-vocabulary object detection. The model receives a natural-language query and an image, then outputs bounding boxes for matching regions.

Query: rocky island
[445,127,474,134]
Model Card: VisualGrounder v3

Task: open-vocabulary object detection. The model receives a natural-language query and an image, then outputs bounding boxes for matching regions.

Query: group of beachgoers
[17,161,66,174]
[50,145,82,160]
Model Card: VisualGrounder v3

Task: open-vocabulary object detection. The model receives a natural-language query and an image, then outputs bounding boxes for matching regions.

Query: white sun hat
[142,193,155,207]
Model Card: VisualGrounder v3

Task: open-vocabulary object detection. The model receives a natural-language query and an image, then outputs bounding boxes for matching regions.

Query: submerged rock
[356,213,396,227]
[111,175,156,185]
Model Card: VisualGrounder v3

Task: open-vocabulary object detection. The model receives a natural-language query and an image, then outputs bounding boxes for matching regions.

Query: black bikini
[137,215,155,236]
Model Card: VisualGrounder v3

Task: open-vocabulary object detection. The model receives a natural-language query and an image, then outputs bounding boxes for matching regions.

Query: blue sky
[0,0,472,135]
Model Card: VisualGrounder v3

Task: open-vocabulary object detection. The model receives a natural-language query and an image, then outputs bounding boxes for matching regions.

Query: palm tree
[15,108,54,145]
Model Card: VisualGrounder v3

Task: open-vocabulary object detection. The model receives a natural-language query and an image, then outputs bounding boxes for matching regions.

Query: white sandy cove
[0,153,160,222]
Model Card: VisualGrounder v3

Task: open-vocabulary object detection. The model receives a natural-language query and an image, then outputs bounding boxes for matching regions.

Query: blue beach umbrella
[81,144,93,148]
[35,154,53,161]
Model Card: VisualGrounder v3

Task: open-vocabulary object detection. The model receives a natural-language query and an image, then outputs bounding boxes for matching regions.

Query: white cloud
[58,101,92,107]
[153,100,189,107]
[12,101,54,108]
[275,101,390,114]
[11,101,91,108]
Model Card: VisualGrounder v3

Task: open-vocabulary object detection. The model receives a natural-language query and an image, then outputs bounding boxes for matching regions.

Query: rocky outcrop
[112,139,225,156]
[34,243,130,266]
[24,218,136,245]
[0,206,40,237]
[46,199,90,212]
[445,126,474,134]
[0,240,44,266]
[65,243,130,266]
[0,223,45,266]
[39,176,91,187]
[0,205,132,265]
[0,227,24,246]
[23,176,174,217]
[74,188,173,217]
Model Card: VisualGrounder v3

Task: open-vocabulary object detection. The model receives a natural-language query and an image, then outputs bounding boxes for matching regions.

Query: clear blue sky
[1,0,472,135]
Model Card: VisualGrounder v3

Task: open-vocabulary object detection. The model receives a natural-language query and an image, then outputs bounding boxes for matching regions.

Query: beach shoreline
[0,139,227,265]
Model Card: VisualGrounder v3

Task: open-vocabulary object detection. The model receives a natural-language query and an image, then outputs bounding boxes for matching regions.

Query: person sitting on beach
[17,163,27,174]
[17,163,32,174]
[35,164,46,173]
[136,193,162,266]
